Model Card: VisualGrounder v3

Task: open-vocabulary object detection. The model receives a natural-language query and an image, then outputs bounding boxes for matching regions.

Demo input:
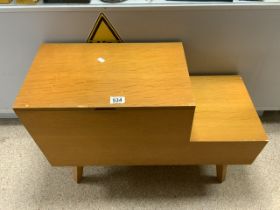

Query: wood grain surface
[190,76,268,142]
[13,43,195,109]
[0,0,12,3]
[15,107,266,166]
[14,75,267,166]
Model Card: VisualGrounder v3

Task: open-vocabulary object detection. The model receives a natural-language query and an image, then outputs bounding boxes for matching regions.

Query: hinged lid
[14,43,195,109]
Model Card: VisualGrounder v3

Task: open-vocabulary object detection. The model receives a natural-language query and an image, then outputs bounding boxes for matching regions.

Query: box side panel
[15,108,267,165]
[15,108,194,165]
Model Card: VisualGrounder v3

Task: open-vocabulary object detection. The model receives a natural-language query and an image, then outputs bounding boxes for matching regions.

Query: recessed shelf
[1,0,280,12]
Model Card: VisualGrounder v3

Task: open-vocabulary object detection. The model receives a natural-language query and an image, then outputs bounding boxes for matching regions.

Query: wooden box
[16,0,39,4]
[0,0,12,3]
[13,43,196,166]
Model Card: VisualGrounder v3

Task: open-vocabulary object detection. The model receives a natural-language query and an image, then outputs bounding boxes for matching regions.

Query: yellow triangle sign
[87,13,122,43]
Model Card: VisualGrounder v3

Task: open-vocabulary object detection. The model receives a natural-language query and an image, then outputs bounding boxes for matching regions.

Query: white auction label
[110,96,125,104]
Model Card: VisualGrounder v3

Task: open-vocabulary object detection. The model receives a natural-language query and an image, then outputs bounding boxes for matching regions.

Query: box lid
[190,75,268,142]
[14,43,195,109]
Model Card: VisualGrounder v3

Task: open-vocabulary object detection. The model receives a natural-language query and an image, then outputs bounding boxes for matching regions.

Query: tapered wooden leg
[216,164,227,183]
[73,166,83,183]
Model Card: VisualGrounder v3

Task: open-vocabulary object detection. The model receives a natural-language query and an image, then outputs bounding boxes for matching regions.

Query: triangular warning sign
[87,13,122,43]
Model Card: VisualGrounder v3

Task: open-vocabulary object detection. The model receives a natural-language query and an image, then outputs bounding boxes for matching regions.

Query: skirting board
[0,109,17,118]
[0,107,279,119]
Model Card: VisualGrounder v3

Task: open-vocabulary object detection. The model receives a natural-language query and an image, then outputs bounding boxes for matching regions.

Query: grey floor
[0,112,279,210]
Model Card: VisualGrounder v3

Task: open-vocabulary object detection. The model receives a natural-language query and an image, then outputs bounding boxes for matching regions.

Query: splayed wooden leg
[216,164,227,183]
[73,166,83,183]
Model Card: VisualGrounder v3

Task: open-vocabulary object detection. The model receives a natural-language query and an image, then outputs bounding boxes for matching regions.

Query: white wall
[1,6,280,117]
